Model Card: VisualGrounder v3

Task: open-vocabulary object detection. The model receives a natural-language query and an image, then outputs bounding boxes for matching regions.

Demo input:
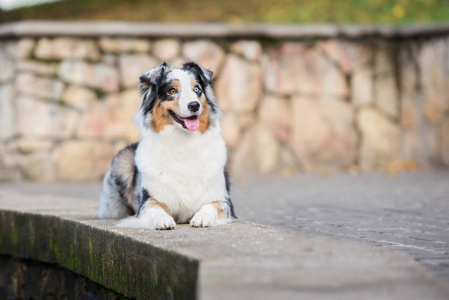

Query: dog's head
[136,62,221,135]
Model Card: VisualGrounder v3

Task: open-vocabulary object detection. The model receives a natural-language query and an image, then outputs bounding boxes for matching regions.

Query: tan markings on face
[169,81,181,95]
[149,197,170,214]
[211,201,228,220]
[191,80,210,134]
[151,81,180,132]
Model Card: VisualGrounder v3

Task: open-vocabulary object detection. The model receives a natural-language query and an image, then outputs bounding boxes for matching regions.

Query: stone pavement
[1,170,448,298]
[232,171,449,280]
[2,171,448,280]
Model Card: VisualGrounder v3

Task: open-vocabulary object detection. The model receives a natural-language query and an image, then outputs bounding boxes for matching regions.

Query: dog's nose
[188,101,200,112]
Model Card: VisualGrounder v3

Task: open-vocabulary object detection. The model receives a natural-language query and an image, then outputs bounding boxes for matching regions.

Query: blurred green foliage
[2,0,449,24]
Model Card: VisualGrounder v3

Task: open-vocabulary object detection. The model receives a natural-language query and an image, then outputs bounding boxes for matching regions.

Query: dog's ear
[182,62,213,87]
[139,62,171,113]
[139,62,171,94]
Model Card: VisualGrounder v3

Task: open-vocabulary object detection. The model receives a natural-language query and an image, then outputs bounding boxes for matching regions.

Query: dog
[98,62,236,230]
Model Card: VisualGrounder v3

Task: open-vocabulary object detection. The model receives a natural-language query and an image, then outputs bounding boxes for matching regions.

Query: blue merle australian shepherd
[98,62,236,229]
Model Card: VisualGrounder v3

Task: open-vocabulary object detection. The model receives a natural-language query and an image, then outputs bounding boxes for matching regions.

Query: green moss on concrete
[69,242,83,272]
[151,261,159,289]
[27,219,37,251]
[0,211,199,299]
[8,223,19,247]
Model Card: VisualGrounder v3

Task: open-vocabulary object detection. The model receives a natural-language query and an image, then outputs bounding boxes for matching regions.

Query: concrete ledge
[0,212,197,299]
[1,191,449,299]
[1,21,449,39]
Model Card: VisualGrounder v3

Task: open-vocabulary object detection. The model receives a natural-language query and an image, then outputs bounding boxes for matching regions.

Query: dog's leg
[117,197,176,230]
[99,168,134,219]
[190,201,233,227]
[146,198,176,230]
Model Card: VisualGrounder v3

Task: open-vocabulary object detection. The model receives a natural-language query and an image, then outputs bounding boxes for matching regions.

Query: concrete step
[1,189,449,299]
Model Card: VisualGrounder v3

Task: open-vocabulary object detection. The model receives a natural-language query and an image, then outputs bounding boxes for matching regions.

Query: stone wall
[1,22,448,181]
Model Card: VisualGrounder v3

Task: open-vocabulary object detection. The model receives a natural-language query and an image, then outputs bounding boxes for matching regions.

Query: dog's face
[138,62,220,134]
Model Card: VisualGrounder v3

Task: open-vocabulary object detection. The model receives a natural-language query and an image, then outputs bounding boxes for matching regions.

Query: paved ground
[1,170,448,281]
[233,171,449,280]
[2,178,449,300]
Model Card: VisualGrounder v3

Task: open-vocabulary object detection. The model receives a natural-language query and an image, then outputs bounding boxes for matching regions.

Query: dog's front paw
[190,211,217,228]
[153,213,176,230]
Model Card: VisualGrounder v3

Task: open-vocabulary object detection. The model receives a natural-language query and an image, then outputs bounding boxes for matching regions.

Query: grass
[1,0,449,24]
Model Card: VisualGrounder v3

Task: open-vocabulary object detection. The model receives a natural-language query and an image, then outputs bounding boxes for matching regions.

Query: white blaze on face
[171,69,203,117]
[168,69,203,131]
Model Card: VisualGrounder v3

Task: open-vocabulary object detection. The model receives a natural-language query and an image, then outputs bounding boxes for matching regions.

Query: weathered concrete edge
[0,209,199,299]
[1,21,449,39]
[2,200,449,300]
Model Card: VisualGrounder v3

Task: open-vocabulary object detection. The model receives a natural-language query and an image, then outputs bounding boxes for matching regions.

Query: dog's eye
[168,88,177,94]
[194,86,201,94]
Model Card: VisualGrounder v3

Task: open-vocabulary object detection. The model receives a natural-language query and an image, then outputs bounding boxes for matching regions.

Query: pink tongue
[184,118,200,131]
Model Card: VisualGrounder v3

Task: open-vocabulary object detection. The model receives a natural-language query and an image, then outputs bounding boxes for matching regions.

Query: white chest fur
[135,124,228,223]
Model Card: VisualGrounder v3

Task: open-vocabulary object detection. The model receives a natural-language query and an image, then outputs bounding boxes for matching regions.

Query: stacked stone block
[0,33,448,181]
